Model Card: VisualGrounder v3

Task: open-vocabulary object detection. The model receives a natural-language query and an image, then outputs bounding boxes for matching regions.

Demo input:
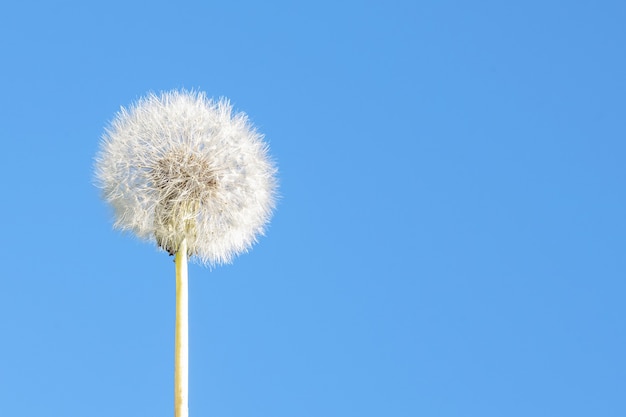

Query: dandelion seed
[95,89,277,265]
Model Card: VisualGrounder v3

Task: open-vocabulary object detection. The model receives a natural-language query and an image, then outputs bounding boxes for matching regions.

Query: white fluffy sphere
[95,90,277,265]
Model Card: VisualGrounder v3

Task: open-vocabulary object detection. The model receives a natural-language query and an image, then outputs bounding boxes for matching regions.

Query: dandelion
[94,90,277,417]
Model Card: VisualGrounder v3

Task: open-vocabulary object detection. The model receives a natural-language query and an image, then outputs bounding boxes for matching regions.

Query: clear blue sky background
[1,1,624,416]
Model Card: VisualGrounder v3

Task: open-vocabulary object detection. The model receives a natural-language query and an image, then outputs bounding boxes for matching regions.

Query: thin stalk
[175,238,189,417]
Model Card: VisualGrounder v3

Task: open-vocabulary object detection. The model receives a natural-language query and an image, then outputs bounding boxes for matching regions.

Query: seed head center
[150,149,218,255]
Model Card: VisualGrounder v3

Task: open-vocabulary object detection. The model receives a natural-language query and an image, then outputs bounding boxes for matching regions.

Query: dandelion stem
[175,238,189,417]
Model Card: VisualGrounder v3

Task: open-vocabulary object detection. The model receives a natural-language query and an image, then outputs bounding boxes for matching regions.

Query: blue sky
[1,1,625,416]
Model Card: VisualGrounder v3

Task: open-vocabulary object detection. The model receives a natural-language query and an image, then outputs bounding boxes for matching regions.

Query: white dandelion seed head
[94,90,277,266]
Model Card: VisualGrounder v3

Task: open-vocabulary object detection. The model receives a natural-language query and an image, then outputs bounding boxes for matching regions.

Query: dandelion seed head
[95,90,277,265]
